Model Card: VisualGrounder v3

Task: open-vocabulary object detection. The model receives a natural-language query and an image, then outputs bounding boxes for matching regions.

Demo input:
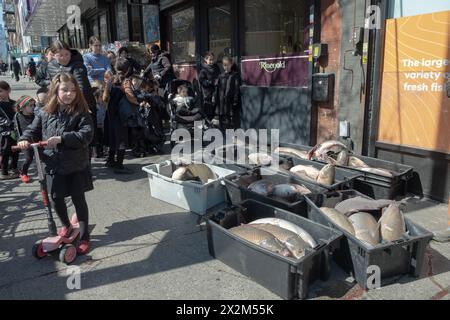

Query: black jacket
[199,63,220,102]
[11,61,21,74]
[216,71,241,116]
[20,108,94,175]
[0,100,16,136]
[14,112,35,137]
[46,50,96,114]
[144,52,176,89]
[35,60,50,88]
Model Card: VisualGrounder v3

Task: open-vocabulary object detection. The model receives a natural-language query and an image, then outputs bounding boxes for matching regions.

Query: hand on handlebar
[17,141,31,151]
[47,136,62,148]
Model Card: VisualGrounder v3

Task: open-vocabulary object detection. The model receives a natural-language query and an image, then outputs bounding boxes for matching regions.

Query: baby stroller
[167,79,214,148]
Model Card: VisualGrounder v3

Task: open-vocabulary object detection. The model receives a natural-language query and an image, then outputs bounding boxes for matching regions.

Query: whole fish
[379,203,406,242]
[348,156,370,168]
[272,184,311,203]
[336,150,350,166]
[230,225,292,257]
[317,164,336,186]
[250,218,317,248]
[320,208,355,235]
[308,140,348,161]
[248,153,273,166]
[172,167,196,182]
[248,180,274,197]
[348,212,380,247]
[274,147,309,160]
[360,167,394,178]
[335,196,394,215]
[187,164,217,184]
[252,224,310,259]
[290,165,320,181]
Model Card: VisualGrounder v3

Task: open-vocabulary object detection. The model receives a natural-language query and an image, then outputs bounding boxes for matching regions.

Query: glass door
[207,1,233,62]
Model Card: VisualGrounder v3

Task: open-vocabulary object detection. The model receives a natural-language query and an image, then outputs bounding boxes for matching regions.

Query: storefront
[371,1,450,201]
[159,0,318,144]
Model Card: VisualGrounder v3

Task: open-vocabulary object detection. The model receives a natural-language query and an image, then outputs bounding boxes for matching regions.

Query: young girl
[216,56,241,133]
[0,80,19,180]
[14,96,36,183]
[18,73,94,255]
[199,51,220,120]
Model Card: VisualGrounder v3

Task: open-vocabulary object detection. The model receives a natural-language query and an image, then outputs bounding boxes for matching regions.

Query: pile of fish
[319,196,407,247]
[290,164,336,186]
[172,163,218,184]
[247,180,312,203]
[274,141,394,178]
[247,153,294,171]
[230,218,318,259]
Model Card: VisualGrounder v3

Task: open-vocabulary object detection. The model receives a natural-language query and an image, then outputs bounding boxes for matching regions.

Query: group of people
[0,36,243,255]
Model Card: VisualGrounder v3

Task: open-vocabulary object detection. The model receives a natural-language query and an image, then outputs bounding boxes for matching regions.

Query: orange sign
[378,11,450,154]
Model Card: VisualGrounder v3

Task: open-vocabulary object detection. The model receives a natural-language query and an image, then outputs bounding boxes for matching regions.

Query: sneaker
[0,173,13,180]
[9,170,20,179]
[58,225,74,238]
[77,240,90,255]
[20,174,30,184]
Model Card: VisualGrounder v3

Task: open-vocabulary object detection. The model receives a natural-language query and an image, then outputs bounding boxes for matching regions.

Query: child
[173,85,201,120]
[14,96,36,183]
[0,81,19,180]
[216,56,241,133]
[199,51,220,120]
[94,87,106,158]
[35,87,48,115]
[17,73,94,254]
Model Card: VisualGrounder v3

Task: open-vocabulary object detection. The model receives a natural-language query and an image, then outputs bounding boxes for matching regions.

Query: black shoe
[113,164,133,175]
[105,160,116,168]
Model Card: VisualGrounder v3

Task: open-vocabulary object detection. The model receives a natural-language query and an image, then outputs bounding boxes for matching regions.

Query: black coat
[145,52,176,89]
[14,112,34,137]
[104,86,129,150]
[199,63,220,102]
[20,108,94,175]
[46,50,96,114]
[216,71,241,116]
[35,60,50,88]
[0,100,16,136]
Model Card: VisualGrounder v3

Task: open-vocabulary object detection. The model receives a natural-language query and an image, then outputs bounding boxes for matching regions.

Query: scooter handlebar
[11,141,48,152]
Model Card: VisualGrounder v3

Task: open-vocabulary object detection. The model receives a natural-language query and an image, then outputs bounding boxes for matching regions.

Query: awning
[23,0,82,36]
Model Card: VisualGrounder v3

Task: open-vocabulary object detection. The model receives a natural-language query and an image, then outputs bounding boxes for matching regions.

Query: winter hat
[15,95,35,112]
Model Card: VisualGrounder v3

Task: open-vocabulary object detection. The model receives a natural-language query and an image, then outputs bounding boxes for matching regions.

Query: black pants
[21,149,34,175]
[95,128,104,157]
[51,194,90,241]
[1,152,19,175]
[14,72,20,82]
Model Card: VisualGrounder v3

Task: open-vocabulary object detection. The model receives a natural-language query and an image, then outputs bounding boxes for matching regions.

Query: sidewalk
[0,75,39,91]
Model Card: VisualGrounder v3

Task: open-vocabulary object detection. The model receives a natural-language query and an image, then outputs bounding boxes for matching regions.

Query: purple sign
[241,53,309,87]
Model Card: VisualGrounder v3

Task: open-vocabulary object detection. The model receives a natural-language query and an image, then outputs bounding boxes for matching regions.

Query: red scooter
[14,142,79,264]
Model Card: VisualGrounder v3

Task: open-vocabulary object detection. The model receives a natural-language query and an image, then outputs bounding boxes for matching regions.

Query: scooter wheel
[59,244,77,265]
[32,241,46,259]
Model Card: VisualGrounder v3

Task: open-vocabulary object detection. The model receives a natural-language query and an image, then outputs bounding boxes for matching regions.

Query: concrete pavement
[0,76,449,300]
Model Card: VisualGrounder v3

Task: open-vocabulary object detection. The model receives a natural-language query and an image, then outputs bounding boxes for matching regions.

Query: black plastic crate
[224,167,328,217]
[273,143,414,200]
[305,190,433,289]
[278,157,362,190]
[206,199,343,300]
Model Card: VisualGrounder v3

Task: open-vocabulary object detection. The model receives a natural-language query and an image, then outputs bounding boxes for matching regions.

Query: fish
[335,197,394,215]
[251,224,310,259]
[186,164,217,184]
[317,164,336,186]
[248,153,273,166]
[320,208,355,235]
[172,167,196,182]
[359,167,394,178]
[379,203,406,242]
[279,158,294,171]
[230,225,292,257]
[290,165,320,181]
[308,140,348,162]
[248,180,274,197]
[250,218,317,248]
[336,150,350,166]
[274,147,309,160]
[272,184,311,202]
[348,156,370,169]
[348,212,380,247]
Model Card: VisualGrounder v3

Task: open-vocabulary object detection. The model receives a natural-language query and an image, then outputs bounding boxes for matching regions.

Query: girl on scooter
[17,73,94,255]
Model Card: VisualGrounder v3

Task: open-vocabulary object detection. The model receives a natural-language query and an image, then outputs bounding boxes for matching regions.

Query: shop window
[99,13,109,43]
[130,5,143,42]
[116,0,129,41]
[208,3,232,61]
[170,7,196,64]
[244,0,309,56]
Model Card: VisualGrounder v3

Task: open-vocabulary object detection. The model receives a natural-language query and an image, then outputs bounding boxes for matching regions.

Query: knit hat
[15,95,35,112]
